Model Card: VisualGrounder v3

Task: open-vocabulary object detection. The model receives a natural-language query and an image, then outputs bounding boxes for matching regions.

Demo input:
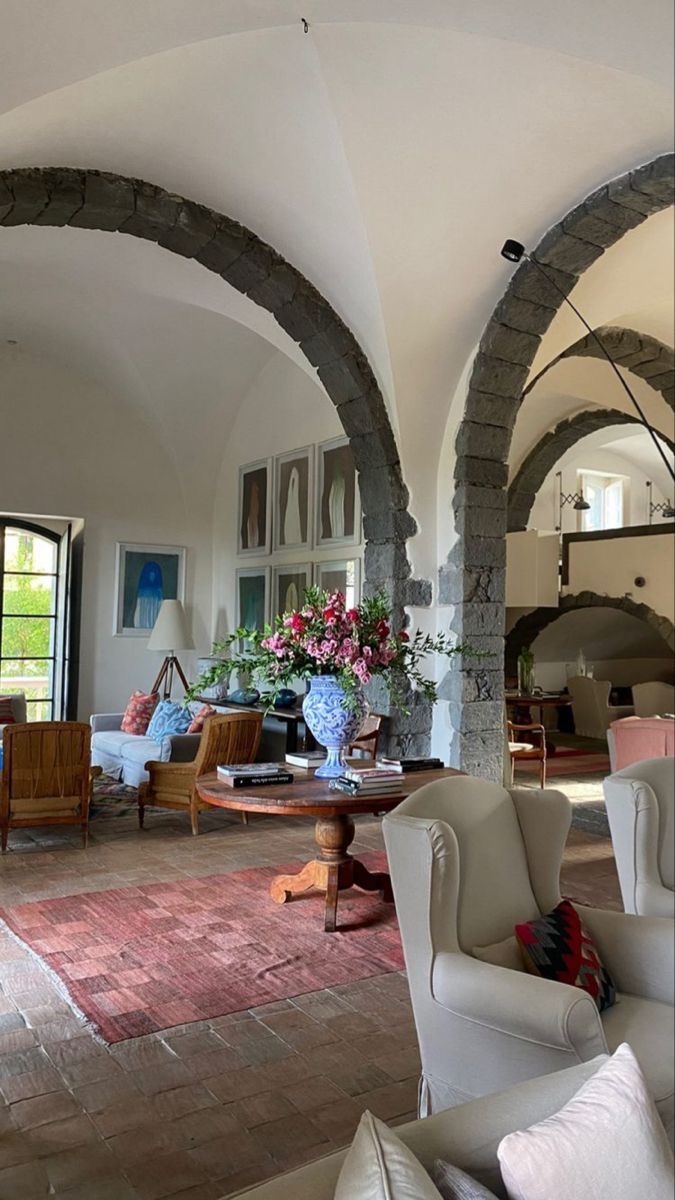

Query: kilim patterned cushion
[515,899,616,1012]
[0,696,17,725]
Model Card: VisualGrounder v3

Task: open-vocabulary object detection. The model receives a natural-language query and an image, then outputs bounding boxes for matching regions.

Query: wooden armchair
[348,713,383,759]
[1,722,98,851]
[138,711,262,835]
[508,720,547,788]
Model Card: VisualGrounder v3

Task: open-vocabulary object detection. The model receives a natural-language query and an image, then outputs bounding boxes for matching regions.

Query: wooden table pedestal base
[269,813,393,932]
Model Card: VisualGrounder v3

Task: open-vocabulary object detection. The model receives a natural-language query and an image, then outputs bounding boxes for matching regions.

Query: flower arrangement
[204,586,467,712]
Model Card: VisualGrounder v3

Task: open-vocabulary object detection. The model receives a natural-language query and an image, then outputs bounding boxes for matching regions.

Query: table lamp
[147,599,195,699]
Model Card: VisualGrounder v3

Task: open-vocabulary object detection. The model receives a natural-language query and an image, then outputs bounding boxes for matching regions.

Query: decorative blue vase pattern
[302,676,367,778]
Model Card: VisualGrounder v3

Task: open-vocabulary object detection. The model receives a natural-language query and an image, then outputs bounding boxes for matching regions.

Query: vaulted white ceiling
[0,1,672,534]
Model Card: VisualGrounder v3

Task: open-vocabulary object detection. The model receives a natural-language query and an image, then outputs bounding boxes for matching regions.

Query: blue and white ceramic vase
[302,675,368,779]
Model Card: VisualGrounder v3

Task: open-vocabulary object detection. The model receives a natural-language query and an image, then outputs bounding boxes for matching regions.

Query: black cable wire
[524,252,675,484]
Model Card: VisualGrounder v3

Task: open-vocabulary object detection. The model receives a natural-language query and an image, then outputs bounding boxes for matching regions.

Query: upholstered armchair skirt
[383,776,674,1143]
[604,757,675,917]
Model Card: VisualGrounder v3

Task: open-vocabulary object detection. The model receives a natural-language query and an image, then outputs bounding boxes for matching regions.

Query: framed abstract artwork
[316,436,360,547]
[272,563,312,618]
[314,559,361,609]
[235,567,271,634]
[238,458,272,556]
[113,543,186,637]
[273,446,314,553]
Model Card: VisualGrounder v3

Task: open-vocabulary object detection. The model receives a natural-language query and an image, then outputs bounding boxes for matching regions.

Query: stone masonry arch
[0,166,431,754]
[442,153,674,781]
[507,408,675,532]
[505,591,675,673]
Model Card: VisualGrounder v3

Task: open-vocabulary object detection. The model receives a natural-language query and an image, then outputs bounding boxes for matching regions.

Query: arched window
[0,519,70,720]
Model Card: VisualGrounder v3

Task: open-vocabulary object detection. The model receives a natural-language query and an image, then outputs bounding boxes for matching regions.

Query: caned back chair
[138,711,263,835]
[1,722,96,851]
[348,713,383,759]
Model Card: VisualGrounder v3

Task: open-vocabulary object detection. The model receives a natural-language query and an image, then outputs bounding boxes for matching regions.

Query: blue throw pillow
[146,699,191,741]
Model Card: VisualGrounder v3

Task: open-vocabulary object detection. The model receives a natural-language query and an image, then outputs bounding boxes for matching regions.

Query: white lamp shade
[147,600,195,652]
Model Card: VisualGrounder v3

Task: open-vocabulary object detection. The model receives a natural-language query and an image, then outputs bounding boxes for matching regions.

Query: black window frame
[0,518,61,720]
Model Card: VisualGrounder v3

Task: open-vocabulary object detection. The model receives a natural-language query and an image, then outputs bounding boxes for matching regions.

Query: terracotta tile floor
[0,801,621,1199]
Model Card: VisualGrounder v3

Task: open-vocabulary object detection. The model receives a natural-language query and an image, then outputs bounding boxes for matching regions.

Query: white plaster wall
[564,532,674,620]
[529,447,670,534]
[0,349,212,718]
[534,658,673,692]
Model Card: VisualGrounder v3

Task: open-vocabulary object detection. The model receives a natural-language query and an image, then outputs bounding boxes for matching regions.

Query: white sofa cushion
[334,1110,442,1200]
[91,730,143,758]
[119,736,167,766]
[497,1044,674,1200]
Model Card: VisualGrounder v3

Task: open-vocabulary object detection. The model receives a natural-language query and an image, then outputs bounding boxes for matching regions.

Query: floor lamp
[147,600,195,699]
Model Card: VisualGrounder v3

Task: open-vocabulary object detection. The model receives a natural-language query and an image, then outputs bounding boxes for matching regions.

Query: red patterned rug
[0,853,404,1043]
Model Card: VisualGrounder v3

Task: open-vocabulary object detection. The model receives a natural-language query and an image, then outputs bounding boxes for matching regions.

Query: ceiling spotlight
[500,239,526,263]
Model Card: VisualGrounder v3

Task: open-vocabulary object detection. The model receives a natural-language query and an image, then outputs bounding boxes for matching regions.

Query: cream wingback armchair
[604,757,675,918]
[567,675,634,739]
[633,682,675,718]
[383,776,674,1139]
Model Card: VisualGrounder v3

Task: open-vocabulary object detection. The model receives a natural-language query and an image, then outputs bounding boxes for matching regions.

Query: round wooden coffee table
[196,766,459,932]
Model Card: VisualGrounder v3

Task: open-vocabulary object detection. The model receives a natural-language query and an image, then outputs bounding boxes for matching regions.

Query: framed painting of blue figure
[114,543,186,637]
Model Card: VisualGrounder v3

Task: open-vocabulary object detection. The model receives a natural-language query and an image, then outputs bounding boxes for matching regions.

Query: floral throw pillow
[120,691,159,735]
[187,704,216,734]
[146,699,192,740]
[515,899,616,1012]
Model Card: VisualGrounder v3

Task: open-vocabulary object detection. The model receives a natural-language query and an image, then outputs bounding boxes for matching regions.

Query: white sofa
[604,757,675,918]
[381,776,674,1140]
[633,682,675,718]
[567,674,634,739]
[231,1058,607,1199]
[90,712,201,787]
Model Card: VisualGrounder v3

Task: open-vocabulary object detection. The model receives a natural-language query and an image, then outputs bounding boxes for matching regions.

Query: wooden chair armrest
[508,721,546,734]
[144,760,196,776]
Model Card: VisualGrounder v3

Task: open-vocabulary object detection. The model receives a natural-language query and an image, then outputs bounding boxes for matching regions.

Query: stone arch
[507,408,675,532]
[505,591,675,672]
[0,165,430,754]
[444,153,674,780]
[552,327,673,411]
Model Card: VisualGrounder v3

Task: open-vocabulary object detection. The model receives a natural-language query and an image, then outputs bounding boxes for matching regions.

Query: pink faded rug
[0,853,403,1042]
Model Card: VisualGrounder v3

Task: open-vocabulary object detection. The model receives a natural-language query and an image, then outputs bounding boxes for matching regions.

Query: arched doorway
[507,408,675,532]
[445,153,674,779]
[0,166,431,753]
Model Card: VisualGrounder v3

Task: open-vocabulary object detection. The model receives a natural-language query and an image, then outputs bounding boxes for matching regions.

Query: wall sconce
[646,481,675,523]
[555,470,590,531]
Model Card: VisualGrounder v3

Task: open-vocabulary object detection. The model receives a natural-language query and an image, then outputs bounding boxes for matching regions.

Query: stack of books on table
[330,766,404,798]
[216,763,293,788]
[375,756,444,773]
[285,750,328,771]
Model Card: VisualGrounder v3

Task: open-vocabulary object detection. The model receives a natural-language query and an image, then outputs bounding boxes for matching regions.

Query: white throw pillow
[498,1043,674,1200]
[335,1110,442,1200]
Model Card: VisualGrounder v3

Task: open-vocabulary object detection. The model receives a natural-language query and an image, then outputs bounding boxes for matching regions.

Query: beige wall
[0,349,212,718]
[564,530,674,621]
